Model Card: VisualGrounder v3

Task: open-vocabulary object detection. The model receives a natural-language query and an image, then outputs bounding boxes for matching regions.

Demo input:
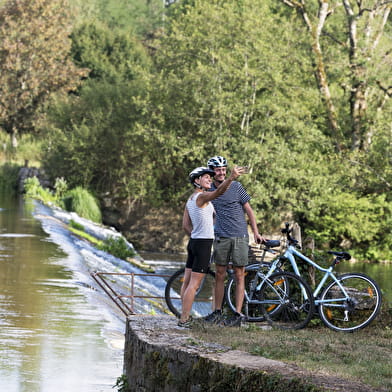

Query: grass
[189,305,392,391]
[63,186,102,223]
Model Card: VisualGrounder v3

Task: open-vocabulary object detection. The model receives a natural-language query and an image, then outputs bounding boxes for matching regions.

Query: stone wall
[17,163,51,193]
[123,316,378,392]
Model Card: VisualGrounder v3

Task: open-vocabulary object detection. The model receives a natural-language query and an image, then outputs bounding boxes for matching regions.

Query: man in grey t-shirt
[204,156,264,326]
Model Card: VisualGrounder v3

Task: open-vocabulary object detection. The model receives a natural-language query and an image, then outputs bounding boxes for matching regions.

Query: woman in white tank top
[178,165,244,327]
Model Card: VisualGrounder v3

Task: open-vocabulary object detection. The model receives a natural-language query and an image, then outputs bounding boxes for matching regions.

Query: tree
[151,0,323,202]
[70,21,151,83]
[280,0,392,151]
[0,0,87,147]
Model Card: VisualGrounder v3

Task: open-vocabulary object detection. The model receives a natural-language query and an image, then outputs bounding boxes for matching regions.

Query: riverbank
[123,315,389,392]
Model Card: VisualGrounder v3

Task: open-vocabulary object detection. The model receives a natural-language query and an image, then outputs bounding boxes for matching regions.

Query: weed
[63,186,102,223]
[113,374,128,392]
[98,236,135,260]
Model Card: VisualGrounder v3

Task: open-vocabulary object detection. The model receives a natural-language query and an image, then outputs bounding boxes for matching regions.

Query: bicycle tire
[261,271,314,330]
[164,268,216,318]
[225,262,282,322]
[318,272,382,332]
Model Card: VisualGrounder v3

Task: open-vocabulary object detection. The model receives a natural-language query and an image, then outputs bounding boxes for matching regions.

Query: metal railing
[90,271,171,317]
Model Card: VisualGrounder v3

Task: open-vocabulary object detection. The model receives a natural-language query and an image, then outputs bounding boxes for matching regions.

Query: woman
[178,165,244,327]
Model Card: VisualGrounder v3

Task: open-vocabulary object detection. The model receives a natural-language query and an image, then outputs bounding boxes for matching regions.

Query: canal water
[0,193,127,392]
[1,192,391,392]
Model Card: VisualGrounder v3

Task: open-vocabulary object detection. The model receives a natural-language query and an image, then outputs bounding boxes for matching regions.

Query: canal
[0,193,126,392]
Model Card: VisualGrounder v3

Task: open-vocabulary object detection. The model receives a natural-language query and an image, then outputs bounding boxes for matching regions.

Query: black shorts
[186,238,213,273]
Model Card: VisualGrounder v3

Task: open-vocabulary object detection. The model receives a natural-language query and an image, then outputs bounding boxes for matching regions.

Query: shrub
[54,176,68,199]
[63,186,102,223]
[98,236,135,260]
[24,176,56,203]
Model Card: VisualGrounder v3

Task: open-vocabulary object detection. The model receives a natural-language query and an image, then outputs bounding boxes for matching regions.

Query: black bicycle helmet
[189,167,215,186]
[207,156,227,169]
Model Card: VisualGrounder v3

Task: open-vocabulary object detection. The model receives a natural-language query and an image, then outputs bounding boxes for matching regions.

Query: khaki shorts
[213,237,249,267]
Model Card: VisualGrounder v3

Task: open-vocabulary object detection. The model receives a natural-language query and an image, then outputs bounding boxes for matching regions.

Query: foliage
[277,0,392,152]
[68,225,102,246]
[69,219,84,231]
[113,374,129,392]
[0,162,20,191]
[70,20,151,83]
[63,186,102,223]
[98,236,135,260]
[70,0,164,37]
[42,77,160,206]
[0,131,44,165]
[0,0,88,144]
[24,176,56,204]
[32,0,392,261]
[54,177,68,200]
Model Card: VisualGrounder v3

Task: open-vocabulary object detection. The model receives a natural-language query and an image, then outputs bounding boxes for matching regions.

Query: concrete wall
[122,315,376,392]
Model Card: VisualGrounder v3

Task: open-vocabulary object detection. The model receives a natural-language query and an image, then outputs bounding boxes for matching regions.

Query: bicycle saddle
[264,239,280,248]
[327,251,351,260]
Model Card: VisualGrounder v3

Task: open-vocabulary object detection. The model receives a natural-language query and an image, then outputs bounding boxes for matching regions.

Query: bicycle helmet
[207,156,227,169]
[189,167,215,186]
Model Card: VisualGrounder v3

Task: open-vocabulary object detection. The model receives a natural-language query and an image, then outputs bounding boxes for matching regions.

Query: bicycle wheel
[318,272,382,332]
[164,268,216,318]
[225,262,281,322]
[260,271,314,330]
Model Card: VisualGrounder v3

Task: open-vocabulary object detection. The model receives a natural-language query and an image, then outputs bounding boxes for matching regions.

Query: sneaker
[203,309,223,324]
[177,316,193,329]
[221,312,244,327]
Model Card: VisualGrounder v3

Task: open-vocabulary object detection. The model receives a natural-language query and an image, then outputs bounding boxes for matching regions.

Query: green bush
[63,186,102,223]
[54,177,68,199]
[98,236,135,260]
[24,176,56,204]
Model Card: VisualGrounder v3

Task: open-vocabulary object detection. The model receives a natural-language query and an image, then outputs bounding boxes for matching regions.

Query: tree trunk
[11,127,18,149]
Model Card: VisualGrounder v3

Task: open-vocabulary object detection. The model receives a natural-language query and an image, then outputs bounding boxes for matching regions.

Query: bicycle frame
[276,245,351,307]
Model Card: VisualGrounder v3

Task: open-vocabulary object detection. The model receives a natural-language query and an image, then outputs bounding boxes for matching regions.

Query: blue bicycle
[262,223,382,332]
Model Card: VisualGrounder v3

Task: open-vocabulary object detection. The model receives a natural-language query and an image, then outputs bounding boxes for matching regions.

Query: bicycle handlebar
[281,222,300,247]
[282,222,352,263]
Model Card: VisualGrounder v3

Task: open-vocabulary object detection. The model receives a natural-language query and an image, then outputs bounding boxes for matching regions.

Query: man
[204,156,264,326]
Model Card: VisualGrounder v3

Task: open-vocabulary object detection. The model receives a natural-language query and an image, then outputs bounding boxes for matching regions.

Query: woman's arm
[182,207,192,236]
[196,166,244,207]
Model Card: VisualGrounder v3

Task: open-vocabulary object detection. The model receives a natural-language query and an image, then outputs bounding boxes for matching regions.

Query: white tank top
[186,193,215,239]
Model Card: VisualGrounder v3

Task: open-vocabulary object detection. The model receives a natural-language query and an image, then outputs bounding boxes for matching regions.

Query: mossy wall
[123,316,323,392]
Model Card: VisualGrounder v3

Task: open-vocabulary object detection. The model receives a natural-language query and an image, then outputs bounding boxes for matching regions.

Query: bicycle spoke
[225,263,278,322]
[319,273,382,332]
[165,268,216,318]
[260,272,314,330]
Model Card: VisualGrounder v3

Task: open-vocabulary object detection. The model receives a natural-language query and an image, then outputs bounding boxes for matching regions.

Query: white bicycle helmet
[189,167,215,186]
[207,156,227,169]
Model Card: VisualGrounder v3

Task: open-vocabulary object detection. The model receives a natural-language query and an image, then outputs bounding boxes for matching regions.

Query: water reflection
[0,194,124,392]
[337,261,392,304]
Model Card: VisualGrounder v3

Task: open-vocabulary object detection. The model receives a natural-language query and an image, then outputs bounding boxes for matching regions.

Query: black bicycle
[165,240,315,330]
[164,241,280,319]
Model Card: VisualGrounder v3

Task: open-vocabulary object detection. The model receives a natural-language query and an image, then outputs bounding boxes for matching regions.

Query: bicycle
[224,240,315,329]
[164,240,280,319]
[164,265,216,319]
[261,223,382,332]
[165,240,315,330]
